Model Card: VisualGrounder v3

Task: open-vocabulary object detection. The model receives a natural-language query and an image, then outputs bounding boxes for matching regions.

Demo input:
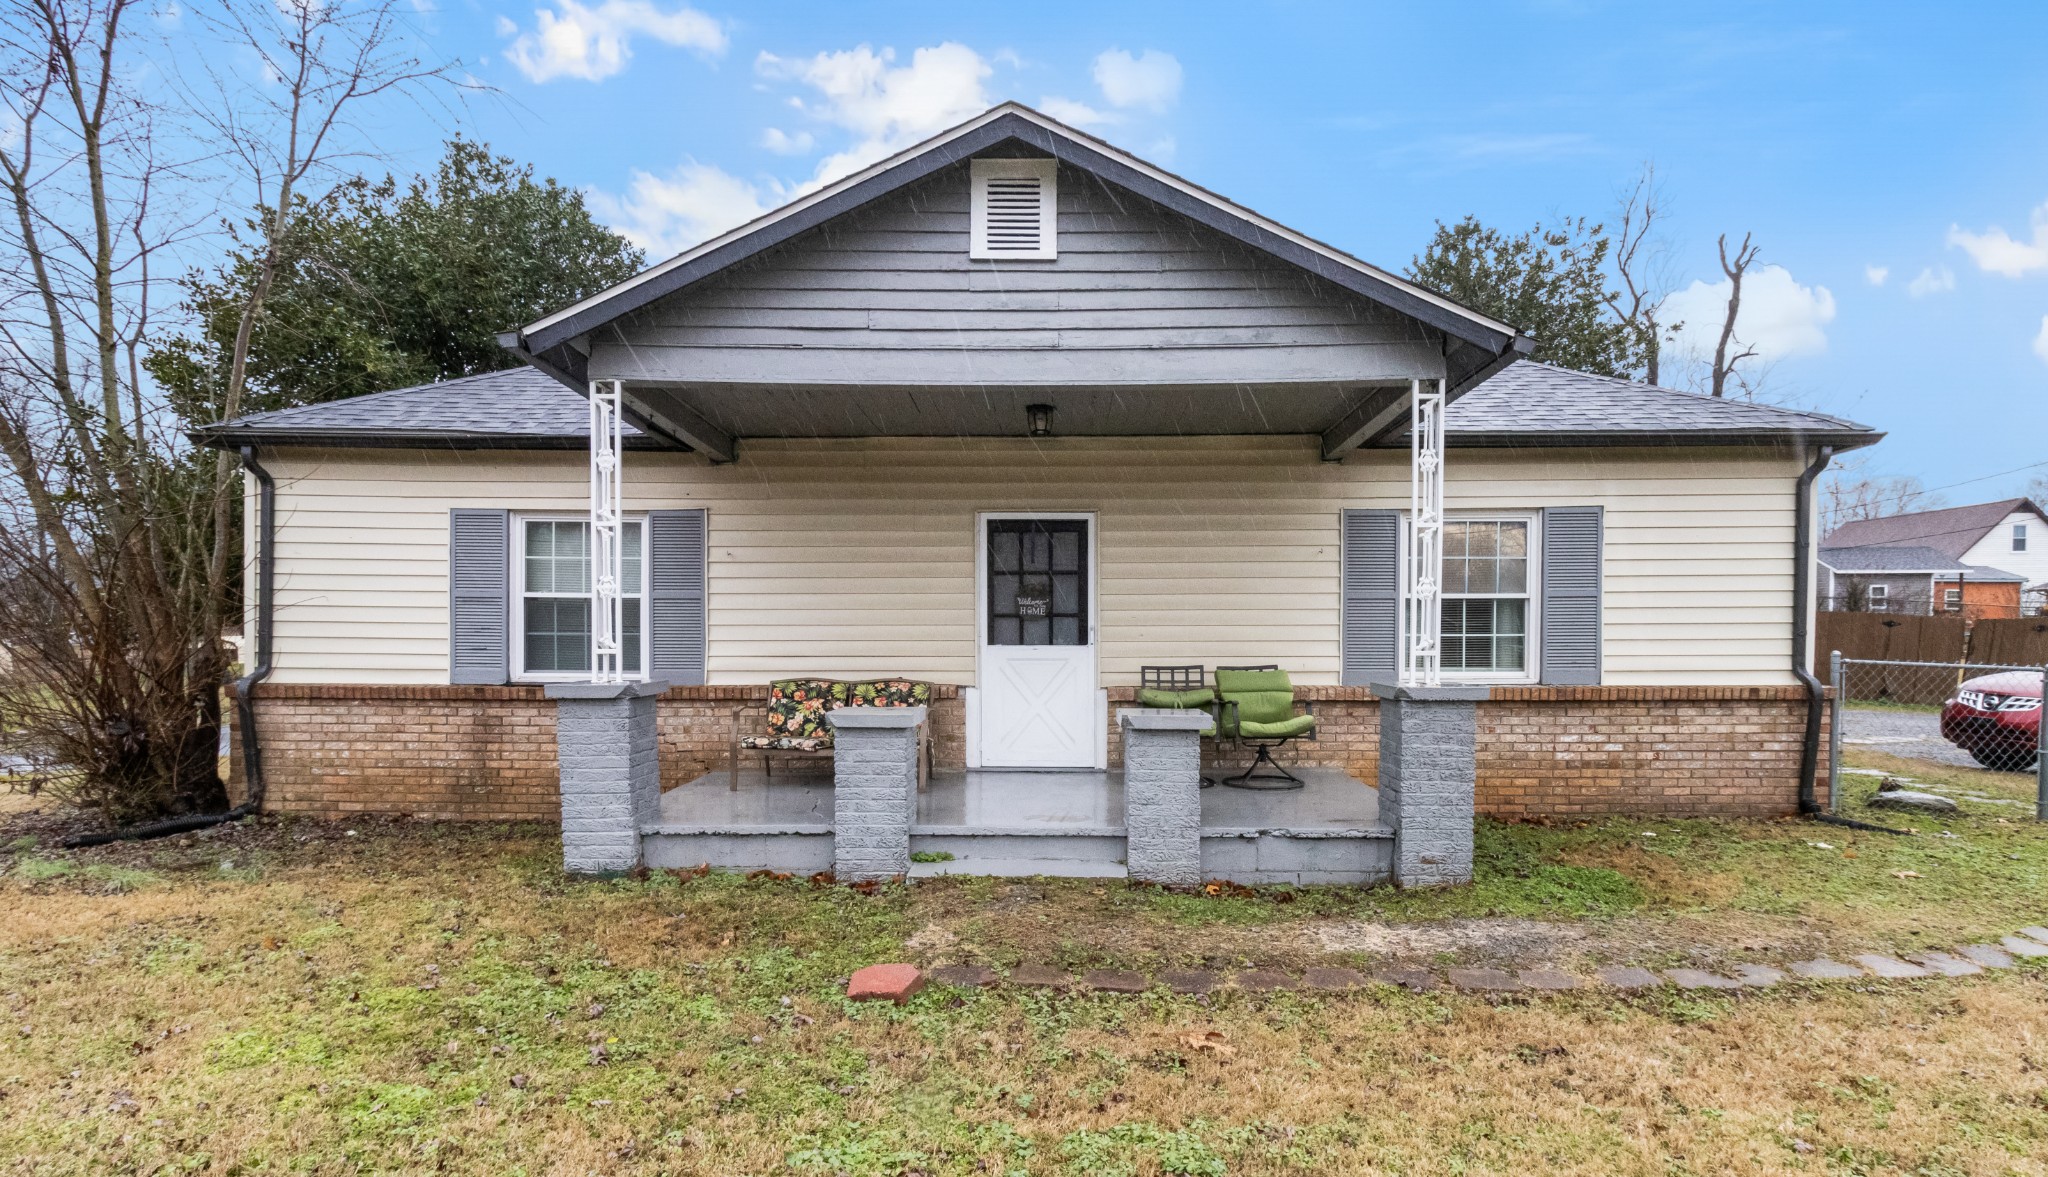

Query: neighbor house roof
[503,102,1533,393]
[1818,545,2026,581]
[1821,498,2047,561]
[192,361,1883,451]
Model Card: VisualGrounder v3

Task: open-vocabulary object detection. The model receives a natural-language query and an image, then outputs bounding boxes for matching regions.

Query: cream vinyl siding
[249,438,1805,686]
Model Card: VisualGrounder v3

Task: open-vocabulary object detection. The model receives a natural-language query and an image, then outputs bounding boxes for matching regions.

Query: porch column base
[827,705,927,883]
[547,680,668,874]
[1371,684,1485,888]
[1118,708,1209,887]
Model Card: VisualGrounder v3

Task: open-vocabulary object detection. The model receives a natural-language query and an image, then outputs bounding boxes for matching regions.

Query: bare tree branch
[1710,231,1759,399]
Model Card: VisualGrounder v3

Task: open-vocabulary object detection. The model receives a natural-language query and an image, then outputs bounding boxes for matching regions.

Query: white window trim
[2015,522,2029,552]
[1943,586,1963,611]
[1866,583,1889,611]
[969,158,1057,261]
[510,514,650,683]
[1397,510,1542,685]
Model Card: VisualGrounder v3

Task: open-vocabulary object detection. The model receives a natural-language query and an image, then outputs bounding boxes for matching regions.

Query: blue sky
[396,0,2046,499]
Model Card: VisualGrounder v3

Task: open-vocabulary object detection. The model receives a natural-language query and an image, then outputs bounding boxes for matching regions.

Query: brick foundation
[251,682,1828,822]
[1476,685,1830,819]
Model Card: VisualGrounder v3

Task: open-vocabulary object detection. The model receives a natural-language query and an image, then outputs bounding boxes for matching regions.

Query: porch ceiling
[623,381,1417,462]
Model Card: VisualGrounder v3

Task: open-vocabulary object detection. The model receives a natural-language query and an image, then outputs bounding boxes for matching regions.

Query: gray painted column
[546,680,669,874]
[1118,708,1209,887]
[1371,683,1486,888]
[826,705,926,883]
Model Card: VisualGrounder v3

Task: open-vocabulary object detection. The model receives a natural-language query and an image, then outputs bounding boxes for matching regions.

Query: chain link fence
[1827,654,2046,820]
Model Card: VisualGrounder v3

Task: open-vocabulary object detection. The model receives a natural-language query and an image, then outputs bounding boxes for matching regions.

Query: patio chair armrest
[1299,698,1317,741]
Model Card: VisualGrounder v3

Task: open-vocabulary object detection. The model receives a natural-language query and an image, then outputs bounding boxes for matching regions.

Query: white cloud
[1663,265,1837,361]
[760,127,814,155]
[1092,48,1182,112]
[2034,315,2048,367]
[586,162,775,257]
[1948,200,2048,277]
[502,0,725,83]
[1037,95,1114,127]
[1907,266,1955,297]
[1863,264,1888,286]
[756,43,993,187]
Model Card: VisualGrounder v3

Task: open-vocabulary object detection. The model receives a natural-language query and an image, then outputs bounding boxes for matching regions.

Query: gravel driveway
[1840,706,1982,770]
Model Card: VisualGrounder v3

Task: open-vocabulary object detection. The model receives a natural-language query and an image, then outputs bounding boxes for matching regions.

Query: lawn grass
[2,762,2046,1175]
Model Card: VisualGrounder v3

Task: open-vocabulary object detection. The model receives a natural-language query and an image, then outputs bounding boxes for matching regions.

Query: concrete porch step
[909,856,1128,879]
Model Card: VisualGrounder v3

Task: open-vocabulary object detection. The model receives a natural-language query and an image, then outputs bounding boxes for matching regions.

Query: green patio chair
[1213,665,1317,790]
[1137,665,1219,788]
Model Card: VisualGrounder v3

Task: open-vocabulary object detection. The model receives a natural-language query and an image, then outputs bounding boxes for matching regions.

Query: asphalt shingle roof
[1442,362,1873,439]
[1818,545,2026,580]
[192,360,1881,449]
[1820,498,2045,562]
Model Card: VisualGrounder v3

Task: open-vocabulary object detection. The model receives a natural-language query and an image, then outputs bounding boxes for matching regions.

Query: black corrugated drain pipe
[63,447,275,848]
[1792,442,1907,836]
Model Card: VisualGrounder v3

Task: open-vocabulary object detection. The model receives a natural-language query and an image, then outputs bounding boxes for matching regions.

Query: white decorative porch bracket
[1401,377,1446,688]
[546,379,666,875]
[589,379,627,685]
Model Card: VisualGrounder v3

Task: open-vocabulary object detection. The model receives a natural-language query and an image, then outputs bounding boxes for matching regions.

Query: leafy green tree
[154,138,645,420]
[1406,215,1644,378]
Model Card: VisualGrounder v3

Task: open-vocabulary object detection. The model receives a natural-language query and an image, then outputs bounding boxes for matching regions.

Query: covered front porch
[643,764,1392,884]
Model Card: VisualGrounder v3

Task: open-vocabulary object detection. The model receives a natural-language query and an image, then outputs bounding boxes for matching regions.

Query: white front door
[976,515,1099,768]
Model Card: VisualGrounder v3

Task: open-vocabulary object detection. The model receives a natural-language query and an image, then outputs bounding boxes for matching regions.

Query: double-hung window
[1410,515,1538,681]
[514,517,645,679]
[1866,583,1889,611]
[2016,523,2029,553]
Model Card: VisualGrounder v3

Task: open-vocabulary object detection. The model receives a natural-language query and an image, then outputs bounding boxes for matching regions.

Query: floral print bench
[729,678,934,789]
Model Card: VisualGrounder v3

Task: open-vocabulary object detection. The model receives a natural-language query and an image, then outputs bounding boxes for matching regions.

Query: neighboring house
[1824,498,2048,617]
[1817,545,2025,620]
[193,104,1880,881]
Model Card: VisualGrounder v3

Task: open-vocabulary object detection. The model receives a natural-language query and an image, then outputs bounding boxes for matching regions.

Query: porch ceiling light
[1026,403,1056,437]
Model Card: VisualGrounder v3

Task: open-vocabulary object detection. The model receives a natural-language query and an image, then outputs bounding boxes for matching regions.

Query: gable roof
[1818,544,2025,580]
[501,103,1533,392]
[191,360,1881,452]
[1821,498,2045,561]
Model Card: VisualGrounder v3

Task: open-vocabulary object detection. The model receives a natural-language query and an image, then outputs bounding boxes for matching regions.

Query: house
[194,104,1880,884]
[1823,498,2048,618]
[1817,545,2027,620]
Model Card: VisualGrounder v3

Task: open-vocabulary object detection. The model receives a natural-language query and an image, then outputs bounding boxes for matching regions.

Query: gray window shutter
[1341,509,1400,686]
[1540,505,1603,685]
[449,509,509,685]
[648,508,707,685]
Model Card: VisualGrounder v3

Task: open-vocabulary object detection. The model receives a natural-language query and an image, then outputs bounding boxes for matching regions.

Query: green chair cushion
[1137,687,1215,709]
[1237,713,1318,741]
[1213,668,1291,695]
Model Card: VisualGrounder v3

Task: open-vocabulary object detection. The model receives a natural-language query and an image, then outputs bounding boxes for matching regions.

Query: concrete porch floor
[649,765,1383,835]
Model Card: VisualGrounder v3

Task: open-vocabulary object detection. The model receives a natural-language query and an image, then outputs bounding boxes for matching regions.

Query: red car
[1941,671,2044,771]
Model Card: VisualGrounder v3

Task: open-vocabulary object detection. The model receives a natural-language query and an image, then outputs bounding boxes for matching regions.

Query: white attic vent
[970,158,1057,260]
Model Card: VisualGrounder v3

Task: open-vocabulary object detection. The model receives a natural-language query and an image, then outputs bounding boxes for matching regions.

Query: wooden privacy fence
[1817,612,1966,665]
[1966,618,2048,668]
[1820,613,2048,705]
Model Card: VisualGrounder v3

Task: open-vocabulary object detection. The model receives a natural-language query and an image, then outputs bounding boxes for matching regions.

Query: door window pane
[986,519,1089,646]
